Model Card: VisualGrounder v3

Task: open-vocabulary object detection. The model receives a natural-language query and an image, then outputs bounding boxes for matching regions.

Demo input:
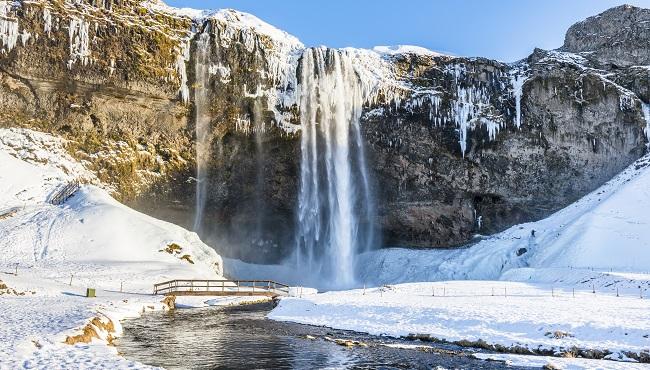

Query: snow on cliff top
[144,1,303,48]
[0,128,223,293]
[208,9,303,48]
[373,45,447,57]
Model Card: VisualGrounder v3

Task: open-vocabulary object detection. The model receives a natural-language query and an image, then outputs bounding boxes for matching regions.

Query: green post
[86,288,96,298]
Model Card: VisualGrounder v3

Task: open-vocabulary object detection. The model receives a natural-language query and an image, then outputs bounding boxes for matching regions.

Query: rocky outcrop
[0,1,648,261]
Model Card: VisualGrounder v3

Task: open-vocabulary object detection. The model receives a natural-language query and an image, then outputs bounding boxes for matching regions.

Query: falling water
[294,48,375,289]
[641,103,650,149]
[253,98,266,242]
[192,27,212,232]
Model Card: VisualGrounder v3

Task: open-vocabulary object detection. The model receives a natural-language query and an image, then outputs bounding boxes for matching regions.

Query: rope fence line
[363,285,647,300]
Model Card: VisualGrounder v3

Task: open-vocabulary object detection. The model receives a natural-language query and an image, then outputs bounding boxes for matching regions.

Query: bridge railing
[153,279,291,297]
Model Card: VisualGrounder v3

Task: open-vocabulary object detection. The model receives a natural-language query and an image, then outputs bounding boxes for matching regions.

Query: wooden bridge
[153,279,290,297]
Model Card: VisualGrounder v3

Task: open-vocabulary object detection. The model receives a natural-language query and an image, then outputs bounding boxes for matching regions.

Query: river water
[117,302,525,370]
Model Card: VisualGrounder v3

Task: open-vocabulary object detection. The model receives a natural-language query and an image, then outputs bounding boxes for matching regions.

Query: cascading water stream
[192,27,212,232]
[641,103,650,149]
[294,48,376,289]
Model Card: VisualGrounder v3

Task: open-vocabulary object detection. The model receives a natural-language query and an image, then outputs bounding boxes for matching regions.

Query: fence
[50,180,81,205]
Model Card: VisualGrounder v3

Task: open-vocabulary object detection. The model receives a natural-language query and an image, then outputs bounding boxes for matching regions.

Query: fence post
[592,284,595,294]
[120,281,123,293]
[69,274,74,286]
[14,264,18,276]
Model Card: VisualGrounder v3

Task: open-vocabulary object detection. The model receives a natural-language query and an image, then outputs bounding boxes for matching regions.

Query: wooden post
[69,274,73,286]
[616,287,619,297]
[222,281,225,293]
[363,284,366,295]
[120,281,123,293]
[207,280,210,293]
[592,284,595,294]
[14,264,18,276]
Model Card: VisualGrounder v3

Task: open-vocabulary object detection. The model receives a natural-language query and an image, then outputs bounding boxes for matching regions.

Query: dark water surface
[117,302,526,370]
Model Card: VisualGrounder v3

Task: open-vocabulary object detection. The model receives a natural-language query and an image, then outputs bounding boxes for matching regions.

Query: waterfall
[193,28,212,232]
[253,98,266,242]
[294,48,376,289]
[641,103,650,149]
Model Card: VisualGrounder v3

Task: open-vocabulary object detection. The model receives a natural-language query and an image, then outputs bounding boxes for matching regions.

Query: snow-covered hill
[0,128,223,293]
[356,153,650,290]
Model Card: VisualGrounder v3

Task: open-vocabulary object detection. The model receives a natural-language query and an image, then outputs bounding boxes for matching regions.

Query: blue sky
[166,0,650,62]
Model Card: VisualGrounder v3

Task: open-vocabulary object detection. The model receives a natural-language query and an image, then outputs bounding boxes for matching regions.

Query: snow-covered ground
[0,128,246,368]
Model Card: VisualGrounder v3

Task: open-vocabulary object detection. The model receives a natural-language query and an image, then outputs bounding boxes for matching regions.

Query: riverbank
[269,279,650,369]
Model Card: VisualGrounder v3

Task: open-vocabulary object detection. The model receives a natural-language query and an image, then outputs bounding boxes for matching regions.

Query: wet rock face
[562,5,650,67]
[0,2,648,260]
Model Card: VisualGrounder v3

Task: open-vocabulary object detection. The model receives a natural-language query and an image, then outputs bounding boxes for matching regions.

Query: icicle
[0,1,19,53]
[43,8,52,36]
[67,16,90,69]
[511,74,526,129]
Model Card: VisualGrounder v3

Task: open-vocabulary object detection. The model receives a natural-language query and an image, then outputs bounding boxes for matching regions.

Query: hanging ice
[68,17,90,69]
[511,73,526,129]
[294,47,376,289]
[0,1,19,53]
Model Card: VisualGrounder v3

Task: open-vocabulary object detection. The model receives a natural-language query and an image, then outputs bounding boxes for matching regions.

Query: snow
[473,353,649,369]
[373,45,446,57]
[270,281,650,364]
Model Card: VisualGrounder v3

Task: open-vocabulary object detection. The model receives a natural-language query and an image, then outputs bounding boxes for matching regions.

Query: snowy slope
[0,128,223,293]
[356,154,650,287]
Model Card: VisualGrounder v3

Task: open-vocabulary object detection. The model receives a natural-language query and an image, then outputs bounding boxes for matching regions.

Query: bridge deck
[153,279,290,297]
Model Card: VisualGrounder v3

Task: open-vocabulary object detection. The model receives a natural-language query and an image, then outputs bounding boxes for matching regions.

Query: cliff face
[0,1,648,261]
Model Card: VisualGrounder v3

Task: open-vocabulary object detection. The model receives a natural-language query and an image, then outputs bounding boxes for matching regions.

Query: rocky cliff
[0,1,648,262]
